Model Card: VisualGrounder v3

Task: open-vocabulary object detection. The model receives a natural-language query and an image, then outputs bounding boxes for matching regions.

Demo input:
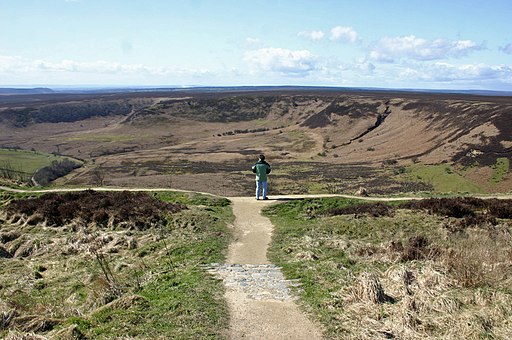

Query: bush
[325,202,393,218]
[32,159,81,186]
[401,197,512,219]
[4,190,186,229]
[401,198,477,218]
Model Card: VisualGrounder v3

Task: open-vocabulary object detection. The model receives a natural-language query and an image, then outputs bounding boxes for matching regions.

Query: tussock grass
[0,190,232,339]
[265,197,512,339]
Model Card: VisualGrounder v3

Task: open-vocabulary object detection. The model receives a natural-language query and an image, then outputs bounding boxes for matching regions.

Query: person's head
[259,154,265,161]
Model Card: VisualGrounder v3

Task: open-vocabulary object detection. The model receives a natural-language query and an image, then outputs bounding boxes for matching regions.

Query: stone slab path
[208,197,323,340]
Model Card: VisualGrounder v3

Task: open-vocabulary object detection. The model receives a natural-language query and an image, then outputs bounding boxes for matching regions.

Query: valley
[0,87,510,196]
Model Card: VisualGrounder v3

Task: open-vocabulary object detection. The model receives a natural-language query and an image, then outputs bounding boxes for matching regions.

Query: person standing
[252,154,271,200]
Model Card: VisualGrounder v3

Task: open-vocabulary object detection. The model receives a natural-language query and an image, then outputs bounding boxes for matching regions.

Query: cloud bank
[368,35,484,62]
[330,26,359,43]
[244,48,318,76]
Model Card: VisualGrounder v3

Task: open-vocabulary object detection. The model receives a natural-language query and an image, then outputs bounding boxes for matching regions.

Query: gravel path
[208,197,323,340]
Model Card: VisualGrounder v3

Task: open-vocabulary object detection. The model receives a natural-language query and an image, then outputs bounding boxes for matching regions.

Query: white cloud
[427,62,512,82]
[244,47,318,76]
[0,55,215,83]
[375,61,512,88]
[330,26,358,43]
[501,42,512,55]
[298,30,325,41]
[368,35,484,62]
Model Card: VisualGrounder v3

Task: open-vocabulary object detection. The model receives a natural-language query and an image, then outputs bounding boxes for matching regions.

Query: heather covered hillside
[0,88,510,195]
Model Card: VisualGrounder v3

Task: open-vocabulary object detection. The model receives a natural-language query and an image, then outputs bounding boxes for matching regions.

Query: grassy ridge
[0,190,233,339]
[265,197,512,339]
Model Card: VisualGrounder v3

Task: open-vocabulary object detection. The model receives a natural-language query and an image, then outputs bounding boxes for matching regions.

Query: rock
[355,187,369,196]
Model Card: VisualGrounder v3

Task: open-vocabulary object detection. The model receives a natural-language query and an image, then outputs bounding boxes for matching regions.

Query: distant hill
[0,87,55,95]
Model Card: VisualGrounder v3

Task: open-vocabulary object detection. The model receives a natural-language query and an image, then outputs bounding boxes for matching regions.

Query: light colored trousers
[255,181,268,199]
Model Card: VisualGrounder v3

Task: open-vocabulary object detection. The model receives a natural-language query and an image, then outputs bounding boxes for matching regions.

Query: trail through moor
[2,186,512,339]
[216,196,323,339]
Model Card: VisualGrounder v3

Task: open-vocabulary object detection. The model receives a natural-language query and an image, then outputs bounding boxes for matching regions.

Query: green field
[0,148,74,174]
[492,157,510,183]
[400,164,483,193]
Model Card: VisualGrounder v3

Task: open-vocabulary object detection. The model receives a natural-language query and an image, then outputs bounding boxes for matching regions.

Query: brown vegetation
[267,196,512,339]
[325,202,394,217]
[1,88,510,195]
[3,190,185,229]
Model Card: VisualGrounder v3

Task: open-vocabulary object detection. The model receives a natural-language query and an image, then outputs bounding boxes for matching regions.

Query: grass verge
[0,190,233,339]
[265,197,512,339]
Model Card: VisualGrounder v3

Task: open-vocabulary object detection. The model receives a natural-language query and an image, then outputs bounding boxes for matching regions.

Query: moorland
[0,87,510,195]
[0,87,511,339]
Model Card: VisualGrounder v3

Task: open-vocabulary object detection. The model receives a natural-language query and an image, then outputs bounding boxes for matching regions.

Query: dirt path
[2,186,511,201]
[215,197,323,339]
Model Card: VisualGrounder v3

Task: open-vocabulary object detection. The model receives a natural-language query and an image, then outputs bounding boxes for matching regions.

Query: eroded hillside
[0,89,510,194]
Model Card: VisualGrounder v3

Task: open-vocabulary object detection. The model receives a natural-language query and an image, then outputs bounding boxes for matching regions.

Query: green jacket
[252,160,271,182]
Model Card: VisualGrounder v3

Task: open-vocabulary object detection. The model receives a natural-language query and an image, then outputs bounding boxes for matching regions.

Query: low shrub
[4,190,186,229]
[325,202,393,218]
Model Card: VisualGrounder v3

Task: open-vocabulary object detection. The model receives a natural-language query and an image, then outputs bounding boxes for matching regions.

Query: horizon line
[1,84,512,96]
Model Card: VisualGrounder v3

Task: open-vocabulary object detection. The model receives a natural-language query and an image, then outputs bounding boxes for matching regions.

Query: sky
[1,0,512,90]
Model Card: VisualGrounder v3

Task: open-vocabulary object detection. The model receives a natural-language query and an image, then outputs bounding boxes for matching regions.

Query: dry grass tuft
[0,310,18,330]
[48,324,85,340]
[0,245,12,258]
[385,265,416,295]
[4,331,48,340]
[90,294,149,316]
[12,315,61,333]
[349,271,393,304]
[442,228,512,288]
[295,251,319,261]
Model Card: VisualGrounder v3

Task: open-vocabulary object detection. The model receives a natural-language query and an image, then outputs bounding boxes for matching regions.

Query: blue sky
[1,0,512,90]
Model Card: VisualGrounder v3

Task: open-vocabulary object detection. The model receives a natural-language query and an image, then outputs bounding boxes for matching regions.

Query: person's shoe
[263,197,269,200]
[256,198,259,200]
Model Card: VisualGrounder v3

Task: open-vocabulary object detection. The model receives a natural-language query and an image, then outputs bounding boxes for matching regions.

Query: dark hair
[259,154,265,160]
